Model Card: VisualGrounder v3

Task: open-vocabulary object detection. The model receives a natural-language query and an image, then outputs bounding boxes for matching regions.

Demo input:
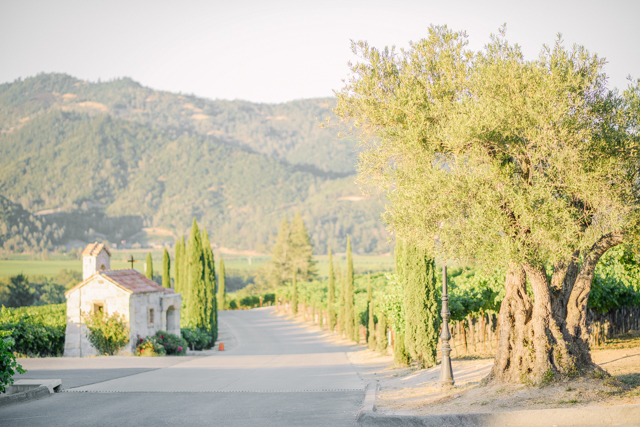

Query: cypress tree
[186,219,207,329]
[327,247,336,332]
[181,235,188,306]
[218,258,226,310]
[344,236,356,342]
[338,266,345,336]
[173,239,184,294]
[394,333,410,366]
[269,217,292,287]
[403,243,440,368]
[289,212,318,281]
[376,310,388,354]
[367,275,376,350]
[368,299,376,350]
[395,239,405,283]
[162,247,171,289]
[145,252,154,280]
[202,228,217,343]
[291,271,298,315]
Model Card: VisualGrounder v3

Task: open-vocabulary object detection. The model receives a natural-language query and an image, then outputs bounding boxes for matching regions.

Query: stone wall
[64,276,130,357]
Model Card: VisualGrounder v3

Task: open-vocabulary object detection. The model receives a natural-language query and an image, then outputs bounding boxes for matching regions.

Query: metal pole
[439,262,455,387]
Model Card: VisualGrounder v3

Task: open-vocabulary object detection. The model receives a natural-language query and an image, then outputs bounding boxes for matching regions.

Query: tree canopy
[267,213,318,287]
[335,25,640,383]
[336,26,639,266]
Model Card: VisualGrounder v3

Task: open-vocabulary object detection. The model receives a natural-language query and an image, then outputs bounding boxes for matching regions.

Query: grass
[0,259,139,278]
[0,252,394,280]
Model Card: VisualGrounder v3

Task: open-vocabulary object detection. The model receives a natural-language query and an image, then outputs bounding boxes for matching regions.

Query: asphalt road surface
[1,308,365,427]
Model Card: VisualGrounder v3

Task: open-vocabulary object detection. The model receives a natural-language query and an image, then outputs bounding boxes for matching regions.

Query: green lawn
[0,260,140,278]
[0,252,394,280]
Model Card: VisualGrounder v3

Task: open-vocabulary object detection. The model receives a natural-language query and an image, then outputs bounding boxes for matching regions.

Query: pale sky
[1,0,639,103]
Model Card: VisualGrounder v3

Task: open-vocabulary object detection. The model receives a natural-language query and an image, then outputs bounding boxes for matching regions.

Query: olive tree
[335,26,640,383]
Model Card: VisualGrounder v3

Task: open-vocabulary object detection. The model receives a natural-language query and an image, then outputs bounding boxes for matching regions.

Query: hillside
[0,195,63,252]
[0,74,388,254]
[0,73,356,175]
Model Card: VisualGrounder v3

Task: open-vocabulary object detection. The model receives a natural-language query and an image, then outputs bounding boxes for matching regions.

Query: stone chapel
[64,243,181,357]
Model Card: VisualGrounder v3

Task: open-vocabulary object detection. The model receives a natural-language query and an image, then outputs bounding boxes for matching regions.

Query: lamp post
[439,262,455,387]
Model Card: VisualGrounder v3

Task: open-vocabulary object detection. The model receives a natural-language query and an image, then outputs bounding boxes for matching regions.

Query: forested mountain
[0,195,64,252]
[0,74,388,254]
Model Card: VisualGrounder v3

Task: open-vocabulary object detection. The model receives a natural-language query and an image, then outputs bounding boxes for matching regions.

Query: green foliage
[145,252,154,280]
[135,335,166,356]
[84,312,130,356]
[218,259,226,309]
[202,228,217,342]
[162,247,171,289]
[136,331,187,356]
[327,248,336,332]
[289,212,318,281]
[228,299,238,310]
[345,236,356,342]
[336,25,640,283]
[0,74,390,256]
[0,334,26,393]
[447,268,504,321]
[180,326,211,351]
[0,270,80,308]
[376,310,388,354]
[590,246,640,313]
[379,273,405,335]
[184,219,207,329]
[403,244,440,368]
[5,274,34,307]
[368,297,376,351]
[239,295,259,308]
[0,304,65,357]
[175,237,184,295]
[266,214,318,288]
[0,195,63,254]
[337,266,345,335]
[394,333,410,366]
[291,272,298,315]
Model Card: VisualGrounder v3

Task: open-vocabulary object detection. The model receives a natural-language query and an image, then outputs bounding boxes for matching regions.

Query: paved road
[1,308,365,426]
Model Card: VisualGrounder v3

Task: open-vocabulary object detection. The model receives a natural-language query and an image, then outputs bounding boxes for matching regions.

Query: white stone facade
[82,243,111,280]
[64,244,181,357]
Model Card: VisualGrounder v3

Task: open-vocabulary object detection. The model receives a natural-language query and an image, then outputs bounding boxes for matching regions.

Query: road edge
[356,386,640,427]
[0,385,52,407]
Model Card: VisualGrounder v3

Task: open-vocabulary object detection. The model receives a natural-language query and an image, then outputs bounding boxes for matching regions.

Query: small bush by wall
[84,312,130,356]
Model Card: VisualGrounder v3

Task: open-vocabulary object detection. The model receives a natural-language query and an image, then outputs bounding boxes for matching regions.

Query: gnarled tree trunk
[488,232,624,384]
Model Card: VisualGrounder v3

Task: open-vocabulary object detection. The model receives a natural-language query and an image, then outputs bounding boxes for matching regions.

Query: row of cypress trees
[312,237,439,368]
[168,219,218,342]
[321,236,360,343]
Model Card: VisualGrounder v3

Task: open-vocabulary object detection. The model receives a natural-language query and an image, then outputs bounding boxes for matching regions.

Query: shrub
[0,304,65,357]
[239,295,259,308]
[263,293,275,305]
[155,331,187,355]
[84,312,130,356]
[181,326,211,350]
[135,335,165,357]
[228,299,238,310]
[0,333,26,393]
[135,331,187,356]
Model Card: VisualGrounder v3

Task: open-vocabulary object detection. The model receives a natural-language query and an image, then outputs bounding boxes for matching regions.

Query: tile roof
[81,242,111,257]
[101,270,172,294]
[65,269,175,296]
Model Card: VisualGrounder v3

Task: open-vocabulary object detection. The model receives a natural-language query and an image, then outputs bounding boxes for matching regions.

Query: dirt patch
[348,337,640,416]
[275,309,640,415]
